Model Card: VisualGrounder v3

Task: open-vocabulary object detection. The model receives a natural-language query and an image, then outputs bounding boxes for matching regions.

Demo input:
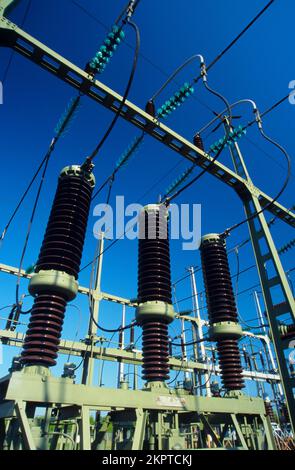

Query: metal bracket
[132,409,147,450]
[0,0,19,16]
[14,400,36,450]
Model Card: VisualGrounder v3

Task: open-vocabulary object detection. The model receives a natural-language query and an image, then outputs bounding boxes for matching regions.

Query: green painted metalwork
[226,119,295,435]
[0,12,294,228]
[0,369,275,450]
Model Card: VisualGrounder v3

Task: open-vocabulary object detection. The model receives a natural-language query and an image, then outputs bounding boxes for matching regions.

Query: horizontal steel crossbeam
[0,328,280,382]
[0,14,294,228]
[2,371,267,415]
[0,262,136,306]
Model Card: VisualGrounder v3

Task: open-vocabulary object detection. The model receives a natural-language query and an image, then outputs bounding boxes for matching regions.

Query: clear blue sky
[0,0,294,394]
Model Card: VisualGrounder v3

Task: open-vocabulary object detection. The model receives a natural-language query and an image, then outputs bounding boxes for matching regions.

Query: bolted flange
[29,270,78,301]
[209,321,243,340]
[136,301,175,325]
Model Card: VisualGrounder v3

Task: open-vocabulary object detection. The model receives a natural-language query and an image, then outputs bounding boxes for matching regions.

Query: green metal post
[82,233,104,386]
[15,401,36,450]
[226,118,295,434]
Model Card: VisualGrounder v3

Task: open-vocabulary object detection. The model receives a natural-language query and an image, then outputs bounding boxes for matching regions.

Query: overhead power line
[194,0,276,81]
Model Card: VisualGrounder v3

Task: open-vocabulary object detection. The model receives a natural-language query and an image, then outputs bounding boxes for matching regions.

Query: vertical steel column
[82,233,104,386]
[253,290,284,396]
[189,266,211,396]
[226,119,295,432]
[117,304,126,387]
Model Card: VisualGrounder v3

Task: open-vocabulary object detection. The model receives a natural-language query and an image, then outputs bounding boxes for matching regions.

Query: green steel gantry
[0,0,294,449]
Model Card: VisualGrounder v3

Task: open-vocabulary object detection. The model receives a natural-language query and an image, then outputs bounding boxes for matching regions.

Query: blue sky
[0,0,294,396]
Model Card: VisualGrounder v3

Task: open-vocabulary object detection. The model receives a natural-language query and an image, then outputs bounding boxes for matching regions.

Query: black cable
[166,358,186,385]
[91,176,113,202]
[193,367,214,392]
[87,19,140,161]
[150,54,204,102]
[172,265,199,286]
[247,94,290,128]
[172,336,209,348]
[2,3,138,240]
[69,0,216,115]
[0,141,55,244]
[15,149,52,312]
[89,309,137,333]
[115,0,142,25]
[164,80,232,204]
[81,157,177,272]
[193,0,276,83]
[223,128,291,236]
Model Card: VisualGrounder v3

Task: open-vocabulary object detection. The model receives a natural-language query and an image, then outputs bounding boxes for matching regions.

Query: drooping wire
[87,177,137,335]
[163,80,232,205]
[80,156,181,273]
[0,145,52,244]
[1,6,138,242]
[86,19,140,162]
[223,128,291,236]
[89,313,137,334]
[69,0,215,115]
[196,97,293,234]
[1,96,82,244]
[15,150,52,313]
[171,336,209,348]
[166,358,186,386]
[150,55,204,103]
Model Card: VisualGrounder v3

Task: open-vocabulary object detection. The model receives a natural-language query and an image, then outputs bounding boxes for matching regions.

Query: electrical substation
[0,0,294,451]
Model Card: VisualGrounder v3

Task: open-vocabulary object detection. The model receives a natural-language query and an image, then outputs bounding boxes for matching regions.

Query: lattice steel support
[226,119,295,434]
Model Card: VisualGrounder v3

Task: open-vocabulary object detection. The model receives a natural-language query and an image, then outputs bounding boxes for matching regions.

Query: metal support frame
[0,370,275,450]
[82,234,104,386]
[131,409,147,450]
[79,406,91,450]
[189,266,211,396]
[227,122,295,433]
[0,7,294,230]
[0,328,281,383]
[0,262,136,306]
[14,400,36,450]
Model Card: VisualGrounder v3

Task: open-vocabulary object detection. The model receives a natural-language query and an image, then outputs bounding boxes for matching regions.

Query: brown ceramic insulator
[21,293,67,366]
[35,172,93,279]
[216,339,244,390]
[201,235,244,391]
[141,321,170,382]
